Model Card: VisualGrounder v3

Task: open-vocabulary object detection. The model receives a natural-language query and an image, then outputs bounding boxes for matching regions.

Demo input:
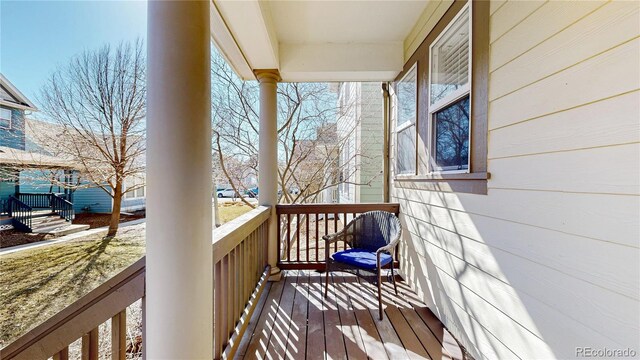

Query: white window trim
[0,107,12,130]
[395,63,418,176]
[427,3,472,174]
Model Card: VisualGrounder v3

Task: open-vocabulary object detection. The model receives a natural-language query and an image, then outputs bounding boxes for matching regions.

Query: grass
[0,203,250,347]
[217,201,253,224]
[0,225,145,347]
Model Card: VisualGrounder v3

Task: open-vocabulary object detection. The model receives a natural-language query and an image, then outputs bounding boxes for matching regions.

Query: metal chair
[323,210,402,320]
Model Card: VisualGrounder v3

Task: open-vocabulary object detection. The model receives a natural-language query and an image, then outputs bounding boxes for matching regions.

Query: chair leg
[391,264,398,295]
[377,267,383,320]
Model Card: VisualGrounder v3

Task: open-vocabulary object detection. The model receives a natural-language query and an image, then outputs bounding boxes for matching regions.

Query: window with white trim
[395,65,417,175]
[429,5,470,172]
[125,176,145,199]
[0,107,12,129]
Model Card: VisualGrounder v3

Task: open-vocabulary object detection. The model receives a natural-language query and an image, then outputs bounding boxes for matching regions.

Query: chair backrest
[345,210,401,252]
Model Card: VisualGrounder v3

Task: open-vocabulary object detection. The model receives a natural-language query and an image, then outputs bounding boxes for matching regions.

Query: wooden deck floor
[236,270,468,360]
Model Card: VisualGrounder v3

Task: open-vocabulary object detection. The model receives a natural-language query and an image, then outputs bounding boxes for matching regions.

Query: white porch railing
[0,206,272,360]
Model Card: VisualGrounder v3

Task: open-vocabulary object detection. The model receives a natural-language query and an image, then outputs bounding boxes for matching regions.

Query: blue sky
[1,1,147,108]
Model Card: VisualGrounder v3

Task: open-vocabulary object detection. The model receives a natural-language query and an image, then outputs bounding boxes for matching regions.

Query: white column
[146,1,212,358]
[256,70,282,281]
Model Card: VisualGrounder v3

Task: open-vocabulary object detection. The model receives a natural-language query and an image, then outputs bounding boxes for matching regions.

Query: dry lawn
[0,224,145,347]
[217,201,253,224]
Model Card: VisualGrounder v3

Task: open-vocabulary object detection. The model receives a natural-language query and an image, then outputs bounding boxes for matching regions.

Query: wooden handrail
[212,206,270,263]
[1,257,145,360]
[276,202,400,215]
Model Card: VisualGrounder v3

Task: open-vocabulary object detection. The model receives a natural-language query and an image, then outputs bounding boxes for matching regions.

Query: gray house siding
[73,186,112,213]
[0,179,15,214]
[0,108,26,150]
[18,169,66,193]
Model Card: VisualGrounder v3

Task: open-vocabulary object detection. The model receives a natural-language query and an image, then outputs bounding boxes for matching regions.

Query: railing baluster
[277,213,281,267]
[296,213,300,262]
[53,347,69,360]
[81,327,98,360]
[221,255,229,348]
[234,246,240,324]
[343,212,347,250]
[315,213,319,262]
[305,214,310,262]
[333,213,338,251]
[111,310,126,360]
[324,213,329,260]
[214,260,223,359]
[286,214,291,261]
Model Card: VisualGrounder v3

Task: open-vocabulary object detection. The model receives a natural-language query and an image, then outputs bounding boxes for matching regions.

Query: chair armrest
[323,230,353,261]
[322,229,352,245]
[375,236,401,267]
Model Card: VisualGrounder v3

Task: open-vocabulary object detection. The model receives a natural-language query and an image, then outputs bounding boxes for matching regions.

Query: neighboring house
[290,123,339,203]
[0,74,80,232]
[25,118,147,214]
[336,82,384,203]
[0,74,145,232]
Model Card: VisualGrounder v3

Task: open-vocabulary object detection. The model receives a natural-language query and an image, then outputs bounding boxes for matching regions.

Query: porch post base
[268,266,282,282]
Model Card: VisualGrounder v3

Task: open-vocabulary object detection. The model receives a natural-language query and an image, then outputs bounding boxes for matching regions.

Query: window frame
[427,3,472,174]
[394,63,418,176]
[391,0,489,194]
[0,107,12,130]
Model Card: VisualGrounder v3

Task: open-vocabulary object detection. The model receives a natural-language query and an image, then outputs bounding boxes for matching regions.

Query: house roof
[210,0,452,82]
[0,74,38,111]
[0,146,76,170]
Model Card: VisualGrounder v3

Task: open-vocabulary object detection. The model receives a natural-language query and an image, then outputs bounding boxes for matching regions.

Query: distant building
[1,74,144,232]
[335,82,384,204]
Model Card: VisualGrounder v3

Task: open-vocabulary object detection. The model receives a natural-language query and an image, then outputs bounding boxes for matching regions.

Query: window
[392,1,489,194]
[395,64,417,175]
[428,5,470,173]
[0,107,11,129]
[125,176,145,199]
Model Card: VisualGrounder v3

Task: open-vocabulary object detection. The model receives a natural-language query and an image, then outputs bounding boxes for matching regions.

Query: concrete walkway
[0,219,146,256]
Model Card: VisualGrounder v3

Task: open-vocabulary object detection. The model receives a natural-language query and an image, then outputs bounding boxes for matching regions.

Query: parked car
[246,187,259,198]
[216,188,238,198]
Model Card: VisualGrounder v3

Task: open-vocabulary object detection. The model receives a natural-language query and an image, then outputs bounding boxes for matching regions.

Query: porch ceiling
[210,0,453,82]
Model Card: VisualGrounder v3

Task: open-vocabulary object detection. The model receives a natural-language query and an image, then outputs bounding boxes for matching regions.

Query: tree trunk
[108,181,123,236]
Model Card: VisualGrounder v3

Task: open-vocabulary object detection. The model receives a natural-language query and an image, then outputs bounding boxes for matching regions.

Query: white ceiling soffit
[210,0,451,82]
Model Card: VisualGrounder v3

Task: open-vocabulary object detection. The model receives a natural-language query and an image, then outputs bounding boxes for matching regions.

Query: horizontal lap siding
[393,1,640,359]
[359,83,384,203]
[73,187,112,213]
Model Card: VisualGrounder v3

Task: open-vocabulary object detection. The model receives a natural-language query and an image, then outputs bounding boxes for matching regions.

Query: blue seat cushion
[331,248,392,270]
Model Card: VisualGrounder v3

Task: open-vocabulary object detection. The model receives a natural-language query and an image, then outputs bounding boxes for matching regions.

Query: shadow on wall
[396,184,547,359]
[396,181,640,359]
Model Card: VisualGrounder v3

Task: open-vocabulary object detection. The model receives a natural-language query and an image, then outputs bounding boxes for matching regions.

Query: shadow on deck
[237,270,469,360]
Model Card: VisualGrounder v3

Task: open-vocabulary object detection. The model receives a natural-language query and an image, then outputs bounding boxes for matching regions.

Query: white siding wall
[392,1,640,359]
[358,82,384,203]
[337,82,358,203]
[337,82,384,204]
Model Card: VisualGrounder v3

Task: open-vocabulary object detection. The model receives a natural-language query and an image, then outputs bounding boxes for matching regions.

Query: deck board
[241,270,467,360]
[241,278,285,359]
[285,270,309,359]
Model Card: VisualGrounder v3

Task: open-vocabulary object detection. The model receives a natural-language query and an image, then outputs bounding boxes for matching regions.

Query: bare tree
[34,40,146,236]
[211,52,375,206]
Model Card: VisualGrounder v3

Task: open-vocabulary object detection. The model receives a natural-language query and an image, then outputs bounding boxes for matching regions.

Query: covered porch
[3,0,469,358]
[3,0,637,358]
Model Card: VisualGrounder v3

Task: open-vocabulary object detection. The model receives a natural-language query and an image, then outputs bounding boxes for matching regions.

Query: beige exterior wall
[337,82,384,204]
[391,1,640,359]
